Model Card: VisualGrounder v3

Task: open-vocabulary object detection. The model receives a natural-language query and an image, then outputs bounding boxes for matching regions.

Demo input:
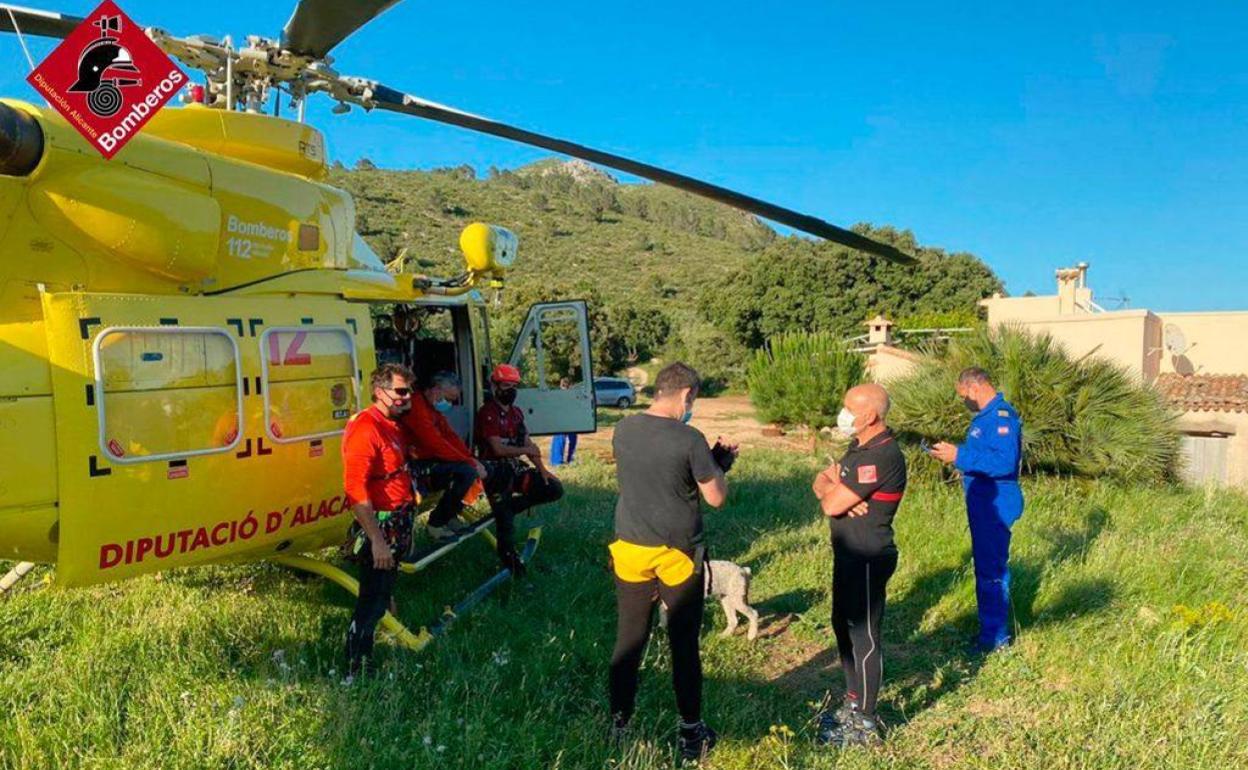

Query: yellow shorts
[608,539,696,587]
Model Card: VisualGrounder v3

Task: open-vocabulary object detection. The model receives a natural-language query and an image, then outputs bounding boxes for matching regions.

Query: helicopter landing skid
[0,561,38,596]
[270,553,433,652]
[269,523,541,652]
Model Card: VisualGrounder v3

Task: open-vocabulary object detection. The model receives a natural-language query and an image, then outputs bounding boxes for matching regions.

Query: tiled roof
[1155,373,1248,413]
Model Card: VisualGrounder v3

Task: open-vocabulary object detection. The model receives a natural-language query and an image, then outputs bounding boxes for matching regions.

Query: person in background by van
[549,377,579,467]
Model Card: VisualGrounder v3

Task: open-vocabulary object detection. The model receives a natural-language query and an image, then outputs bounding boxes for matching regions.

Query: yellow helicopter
[0,0,912,648]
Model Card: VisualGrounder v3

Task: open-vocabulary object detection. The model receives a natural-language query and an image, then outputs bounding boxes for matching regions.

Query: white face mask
[836,407,858,437]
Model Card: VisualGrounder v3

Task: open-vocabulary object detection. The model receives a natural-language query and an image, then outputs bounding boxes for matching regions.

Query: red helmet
[491,363,522,385]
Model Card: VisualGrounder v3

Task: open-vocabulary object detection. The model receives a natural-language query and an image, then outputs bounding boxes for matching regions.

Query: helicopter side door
[40,291,372,587]
[506,300,596,436]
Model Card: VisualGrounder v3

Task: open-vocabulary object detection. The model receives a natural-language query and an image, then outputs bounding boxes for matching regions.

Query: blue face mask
[681,409,693,424]
[433,398,453,414]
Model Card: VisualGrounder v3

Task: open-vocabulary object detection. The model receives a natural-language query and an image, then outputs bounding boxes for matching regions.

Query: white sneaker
[427,517,471,542]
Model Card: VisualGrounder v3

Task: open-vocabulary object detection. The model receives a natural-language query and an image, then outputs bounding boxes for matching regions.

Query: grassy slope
[2,450,1246,769]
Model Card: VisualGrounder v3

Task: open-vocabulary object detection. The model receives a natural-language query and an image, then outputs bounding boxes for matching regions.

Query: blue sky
[2,1,1246,310]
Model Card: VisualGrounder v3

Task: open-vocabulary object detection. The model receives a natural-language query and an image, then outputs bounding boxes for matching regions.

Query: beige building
[980,264,1248,488]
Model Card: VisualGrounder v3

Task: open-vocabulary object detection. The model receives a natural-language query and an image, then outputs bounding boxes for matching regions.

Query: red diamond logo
[26,0,186,159]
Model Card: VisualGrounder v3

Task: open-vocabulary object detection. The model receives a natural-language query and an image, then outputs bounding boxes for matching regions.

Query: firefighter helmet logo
[26,0,186,159]
[67,15,141,118]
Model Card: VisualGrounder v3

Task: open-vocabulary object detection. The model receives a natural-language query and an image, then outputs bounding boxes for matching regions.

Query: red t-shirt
[399,393,475,464]
[342,405,414,510]
[475,399,527,460]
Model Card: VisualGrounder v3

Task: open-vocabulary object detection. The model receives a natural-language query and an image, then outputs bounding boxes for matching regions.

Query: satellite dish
[1163,324,1189,356]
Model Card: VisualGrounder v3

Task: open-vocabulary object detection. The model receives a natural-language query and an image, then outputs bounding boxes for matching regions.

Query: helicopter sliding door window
[93,327,244,464]
[506,301,596,436]
[260,327,360,444]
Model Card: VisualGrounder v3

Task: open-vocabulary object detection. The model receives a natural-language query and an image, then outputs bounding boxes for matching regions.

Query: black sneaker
[815,699,858,746]
[497,544,527,578]
[677,721,718,763]
[841,712,885,747]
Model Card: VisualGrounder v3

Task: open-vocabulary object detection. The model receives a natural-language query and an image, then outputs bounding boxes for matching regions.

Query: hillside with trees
[334,160,1003,384]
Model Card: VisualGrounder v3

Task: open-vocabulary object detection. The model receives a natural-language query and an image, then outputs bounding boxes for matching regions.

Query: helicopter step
[401,510,502,573]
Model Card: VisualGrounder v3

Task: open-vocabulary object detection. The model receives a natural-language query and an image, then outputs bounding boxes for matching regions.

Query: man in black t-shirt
[607,362,738,763]
[811,383,907,748]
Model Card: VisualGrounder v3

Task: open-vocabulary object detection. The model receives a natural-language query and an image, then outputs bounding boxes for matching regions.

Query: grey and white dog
[660,559,760,641]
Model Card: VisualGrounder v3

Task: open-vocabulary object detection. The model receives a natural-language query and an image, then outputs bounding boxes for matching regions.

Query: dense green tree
[704,226,1002,349]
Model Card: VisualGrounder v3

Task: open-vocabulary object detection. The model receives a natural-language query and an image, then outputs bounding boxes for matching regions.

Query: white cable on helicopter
[5,6,35,71]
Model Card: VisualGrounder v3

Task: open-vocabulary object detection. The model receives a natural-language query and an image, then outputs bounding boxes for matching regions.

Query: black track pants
[609,571,704,724]
[345,559,398,674]
[831,551,897,716]
[484,462,564,548]
[414,461,478,527]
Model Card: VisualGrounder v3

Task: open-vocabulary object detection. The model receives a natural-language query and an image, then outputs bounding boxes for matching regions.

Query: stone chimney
[1055,262,1092,314]
[866,315,895,346]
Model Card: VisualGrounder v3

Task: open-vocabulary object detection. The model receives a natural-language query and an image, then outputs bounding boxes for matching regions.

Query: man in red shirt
[342,363,416,675]
[475,364,564,573]
[399,371,487,541]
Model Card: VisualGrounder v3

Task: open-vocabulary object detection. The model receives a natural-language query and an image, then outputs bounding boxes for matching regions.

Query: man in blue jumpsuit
[930,367,1023,653]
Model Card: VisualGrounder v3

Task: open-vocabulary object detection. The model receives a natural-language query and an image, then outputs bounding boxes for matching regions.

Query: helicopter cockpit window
[374,305,461,385]
[512,306,588,390]
[260,327,360,444]
[93,327,244,464]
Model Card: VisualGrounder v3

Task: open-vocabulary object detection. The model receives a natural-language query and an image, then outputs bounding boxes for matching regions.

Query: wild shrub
[746,332,866,429]
[888,326,1179,482]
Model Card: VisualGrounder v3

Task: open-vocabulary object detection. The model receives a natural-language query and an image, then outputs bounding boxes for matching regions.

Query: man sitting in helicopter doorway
[399,370,488,541]
[475,364,565,574]
[341,364,418,676]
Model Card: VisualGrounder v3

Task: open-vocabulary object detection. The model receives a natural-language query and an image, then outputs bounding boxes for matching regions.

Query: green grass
[2,452,1247,769]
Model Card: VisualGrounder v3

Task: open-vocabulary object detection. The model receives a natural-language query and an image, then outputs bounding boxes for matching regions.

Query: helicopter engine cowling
[0,101,44,177]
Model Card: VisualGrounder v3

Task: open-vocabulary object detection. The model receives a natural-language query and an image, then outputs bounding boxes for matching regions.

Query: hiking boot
[840,712,884,747]
[677,720,717,763]
[815,699,858,746]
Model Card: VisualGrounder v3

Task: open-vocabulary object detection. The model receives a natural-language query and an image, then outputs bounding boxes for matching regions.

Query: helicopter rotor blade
[363,84,914,263]
[0,3,83,39]
[281,0,402,59]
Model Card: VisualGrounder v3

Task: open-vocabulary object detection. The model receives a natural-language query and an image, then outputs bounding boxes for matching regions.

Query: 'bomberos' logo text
[26,0,186,159]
